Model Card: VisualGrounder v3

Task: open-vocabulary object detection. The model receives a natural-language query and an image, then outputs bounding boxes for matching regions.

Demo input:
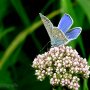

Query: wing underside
[51,27,68,46]
[39,13,53,39]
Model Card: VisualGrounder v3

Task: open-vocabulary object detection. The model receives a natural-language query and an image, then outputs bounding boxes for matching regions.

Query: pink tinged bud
[62,83,65,86]
[61,80,65,85]
[54,47,59,51]
[59,68,63,72]
[42,70,45,74]
[69,85,73,89]
[58,63,61,67]
[59,53,63,57]
[73,61,78,66]
[61,49,65,53]
[67,80,70,84]
[46,57,52,61]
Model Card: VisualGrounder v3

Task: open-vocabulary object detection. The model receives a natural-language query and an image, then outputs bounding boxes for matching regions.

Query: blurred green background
[0,0,90,90]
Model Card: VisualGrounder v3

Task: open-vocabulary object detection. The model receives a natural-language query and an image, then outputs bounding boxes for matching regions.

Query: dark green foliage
[0,0,90,90]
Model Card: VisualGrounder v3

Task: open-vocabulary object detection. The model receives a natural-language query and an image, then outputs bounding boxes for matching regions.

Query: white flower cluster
[32,45,90,90]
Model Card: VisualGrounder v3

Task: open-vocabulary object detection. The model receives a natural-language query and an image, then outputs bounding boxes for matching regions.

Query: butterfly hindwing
[58,13,73,33]
[51,27,68,47]
[65,27,82,40]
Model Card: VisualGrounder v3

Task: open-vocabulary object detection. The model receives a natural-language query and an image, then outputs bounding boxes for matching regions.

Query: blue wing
[65,27,82,40]
[58,13,73,33]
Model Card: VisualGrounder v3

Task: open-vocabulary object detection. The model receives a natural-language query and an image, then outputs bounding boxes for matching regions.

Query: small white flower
[32,45,90,90]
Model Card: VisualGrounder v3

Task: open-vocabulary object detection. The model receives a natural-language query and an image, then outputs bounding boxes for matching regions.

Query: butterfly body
[39,13,82,47]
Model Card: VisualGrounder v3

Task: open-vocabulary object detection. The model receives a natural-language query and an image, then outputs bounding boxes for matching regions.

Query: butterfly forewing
[39,13,53,39]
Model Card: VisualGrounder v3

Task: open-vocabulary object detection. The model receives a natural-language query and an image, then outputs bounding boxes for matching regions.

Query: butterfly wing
[51,27,68,47]
[58,13,73,33]
[65,27,82,40]
[39,13,68,47]
[39,13,53,39]
[40,13,82,47]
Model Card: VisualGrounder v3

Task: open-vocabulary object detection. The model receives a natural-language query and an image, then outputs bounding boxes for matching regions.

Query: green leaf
[0,70,16,90]
[10,0,43,51]
[0,0,9,20]
[74,4,85,26]
[88,55,90,65]
[1,44,23,69]
[0,27,15,40]
[68,40,77,48]
[77,0,90,23]
[18,70,50,90]
[10,0,30,26]
[61,0,79,26]
[77,36,86,57]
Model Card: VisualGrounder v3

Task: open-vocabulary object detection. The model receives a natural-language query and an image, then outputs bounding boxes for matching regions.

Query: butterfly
[39,13,82,47]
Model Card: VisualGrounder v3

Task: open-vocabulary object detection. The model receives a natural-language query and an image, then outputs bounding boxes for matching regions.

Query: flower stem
[52,88,56,90]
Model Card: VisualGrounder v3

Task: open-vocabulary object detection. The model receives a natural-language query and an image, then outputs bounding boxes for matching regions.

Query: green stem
[10,0,31,26]
[52,88,56,90]
[83,79,88,90]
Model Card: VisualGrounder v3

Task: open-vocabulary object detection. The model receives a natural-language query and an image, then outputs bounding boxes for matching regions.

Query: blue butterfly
[39,13,82,47]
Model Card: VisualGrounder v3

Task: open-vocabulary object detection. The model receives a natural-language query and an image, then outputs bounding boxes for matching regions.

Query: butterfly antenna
[40,41,51,53]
